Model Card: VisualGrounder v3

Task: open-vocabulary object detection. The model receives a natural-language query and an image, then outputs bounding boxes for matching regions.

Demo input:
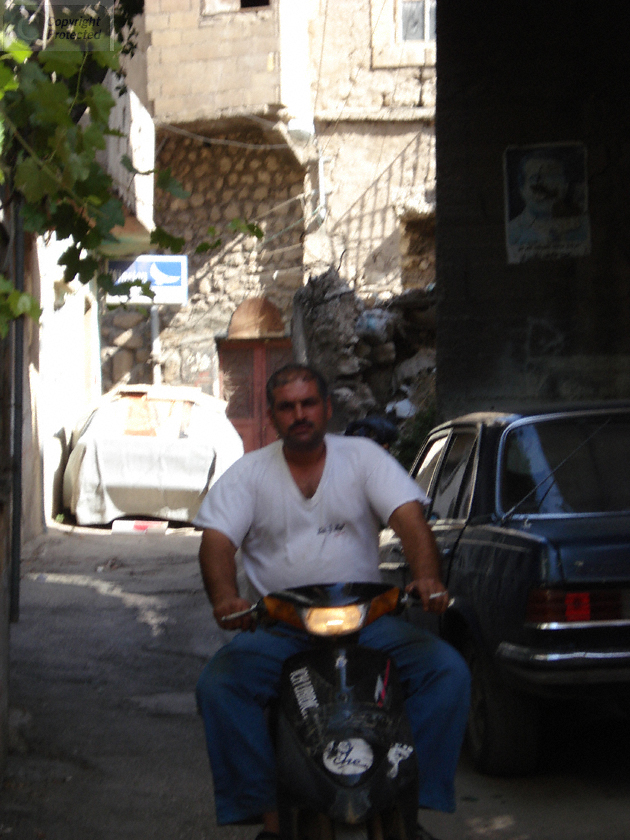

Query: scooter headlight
[301,604,368,636]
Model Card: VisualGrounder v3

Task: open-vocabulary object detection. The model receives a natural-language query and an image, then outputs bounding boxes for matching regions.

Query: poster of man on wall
[504,142,590,264]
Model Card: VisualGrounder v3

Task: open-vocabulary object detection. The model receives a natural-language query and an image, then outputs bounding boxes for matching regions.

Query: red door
[219,339,293,452]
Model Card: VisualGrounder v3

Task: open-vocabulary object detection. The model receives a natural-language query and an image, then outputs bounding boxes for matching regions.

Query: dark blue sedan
[379,404,630,776]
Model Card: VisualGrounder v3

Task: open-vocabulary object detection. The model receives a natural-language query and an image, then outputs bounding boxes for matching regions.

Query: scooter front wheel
[285,810,404,840]
[332,823,371,840]
[278,807,331,840]
[281,810,366,840]
[331,812,408,840]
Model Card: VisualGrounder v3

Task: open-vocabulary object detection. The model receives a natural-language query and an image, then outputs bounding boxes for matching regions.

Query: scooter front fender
[275,644,418,824]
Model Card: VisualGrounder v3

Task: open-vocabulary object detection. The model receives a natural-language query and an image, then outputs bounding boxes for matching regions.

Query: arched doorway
[218,297,293,452]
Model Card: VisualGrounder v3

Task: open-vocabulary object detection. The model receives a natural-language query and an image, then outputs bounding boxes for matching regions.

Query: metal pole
[151,305,161,385]
[9,199,24,623]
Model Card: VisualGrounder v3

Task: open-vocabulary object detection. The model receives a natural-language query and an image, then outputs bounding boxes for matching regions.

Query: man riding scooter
[194,364,470,840]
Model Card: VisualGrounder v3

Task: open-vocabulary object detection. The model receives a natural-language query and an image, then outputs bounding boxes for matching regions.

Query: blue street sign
[108,255,188,305]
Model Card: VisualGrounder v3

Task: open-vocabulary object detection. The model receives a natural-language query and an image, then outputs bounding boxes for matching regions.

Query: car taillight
[525,589,625,624]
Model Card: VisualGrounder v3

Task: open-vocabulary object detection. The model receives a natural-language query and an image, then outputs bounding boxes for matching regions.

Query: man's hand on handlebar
[214,596,254,631]
[405,579,449,614]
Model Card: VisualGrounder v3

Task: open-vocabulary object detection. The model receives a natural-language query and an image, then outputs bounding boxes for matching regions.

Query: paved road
[1,524,629,840]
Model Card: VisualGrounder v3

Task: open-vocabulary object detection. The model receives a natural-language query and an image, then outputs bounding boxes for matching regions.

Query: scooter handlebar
[399,589,449,610]
[219,604,260,624]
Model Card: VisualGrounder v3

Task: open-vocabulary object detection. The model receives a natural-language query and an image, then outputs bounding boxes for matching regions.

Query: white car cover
[63,386,244,525]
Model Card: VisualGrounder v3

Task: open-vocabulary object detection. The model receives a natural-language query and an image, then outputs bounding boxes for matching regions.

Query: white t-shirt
[194,434,426,597]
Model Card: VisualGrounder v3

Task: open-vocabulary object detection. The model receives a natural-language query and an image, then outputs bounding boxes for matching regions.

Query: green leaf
[77,254,99,284]
[0,276,41,330]
[64,150,93,186]
[22,204,49,233]
[7,39,32,64]
[96,272,115,293]
[228,218,264,239]
[93,196,124,234]
[140,281,154,300]
[84,83,114,125]
[27,79,73,126]
[120,154,138,174]
[150,227,185,254]
[15,156,58,203]
[59,245,82,282]
[0,65,19,98]
[74,161,113,202]
[37,42,84,77]
[14,60,48,97]
[50,203,89,241]
[195,238,221,254]
[58,246,100,285]
[14,291,41,318]
[81,123,106,153]
[110,280,134,296]
[48,124,70,155]
[92,41,122,71]
[156,167,190,199]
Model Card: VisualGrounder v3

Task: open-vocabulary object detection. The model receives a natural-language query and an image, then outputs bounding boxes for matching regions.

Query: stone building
[102,0,438,447]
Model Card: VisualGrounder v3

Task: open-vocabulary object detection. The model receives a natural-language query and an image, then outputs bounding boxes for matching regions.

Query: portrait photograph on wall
[504,142,591,264]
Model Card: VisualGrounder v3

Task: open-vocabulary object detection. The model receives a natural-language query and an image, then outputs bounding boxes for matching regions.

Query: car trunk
[527,515,630,585]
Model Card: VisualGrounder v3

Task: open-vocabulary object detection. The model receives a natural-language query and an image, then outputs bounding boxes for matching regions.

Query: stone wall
[301,0,436,299]
[101,126,305,393]
[100,117,437,396]
[311,120,436,298]
[104,0,438,402]
[144,0,279,123]
[309,0,435,113]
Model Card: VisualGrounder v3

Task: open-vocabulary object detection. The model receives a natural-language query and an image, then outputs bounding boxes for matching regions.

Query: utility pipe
[10,199,24,622]
[151,305,161,385]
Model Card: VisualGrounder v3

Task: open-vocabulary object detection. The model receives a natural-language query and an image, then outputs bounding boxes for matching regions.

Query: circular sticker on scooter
[322,739,374,776]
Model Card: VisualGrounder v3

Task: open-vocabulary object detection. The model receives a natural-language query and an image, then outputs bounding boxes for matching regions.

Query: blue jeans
[196,616,470,824]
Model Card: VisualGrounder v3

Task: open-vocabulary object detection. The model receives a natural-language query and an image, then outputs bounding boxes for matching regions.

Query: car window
[413,434,449,496]
[501,413,630,514]
[455,437,478,520]
[431,431,478,520]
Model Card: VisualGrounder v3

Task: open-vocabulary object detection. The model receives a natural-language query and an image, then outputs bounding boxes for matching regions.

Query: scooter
[226,582,419,840]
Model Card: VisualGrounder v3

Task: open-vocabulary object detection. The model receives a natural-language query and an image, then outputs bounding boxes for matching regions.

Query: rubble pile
[293,268,436,431]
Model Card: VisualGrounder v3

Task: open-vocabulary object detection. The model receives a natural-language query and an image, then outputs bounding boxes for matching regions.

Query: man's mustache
[289,420,313,432]
[531,185,559,199]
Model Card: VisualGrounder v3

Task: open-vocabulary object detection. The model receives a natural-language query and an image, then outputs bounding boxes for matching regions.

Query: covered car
[63,384,244,525]
[379,403,630,776]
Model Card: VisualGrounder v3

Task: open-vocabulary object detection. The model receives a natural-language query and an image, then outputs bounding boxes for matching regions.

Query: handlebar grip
[220,605,257,624]
[401,589,448,608]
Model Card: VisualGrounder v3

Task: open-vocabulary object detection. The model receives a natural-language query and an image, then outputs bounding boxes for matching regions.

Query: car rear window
[501,414,630,515]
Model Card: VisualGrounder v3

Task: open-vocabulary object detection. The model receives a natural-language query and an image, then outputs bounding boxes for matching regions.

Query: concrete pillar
[278,0,314,138]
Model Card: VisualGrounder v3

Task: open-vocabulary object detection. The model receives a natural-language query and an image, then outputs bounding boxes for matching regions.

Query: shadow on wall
[330,133,434,290]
